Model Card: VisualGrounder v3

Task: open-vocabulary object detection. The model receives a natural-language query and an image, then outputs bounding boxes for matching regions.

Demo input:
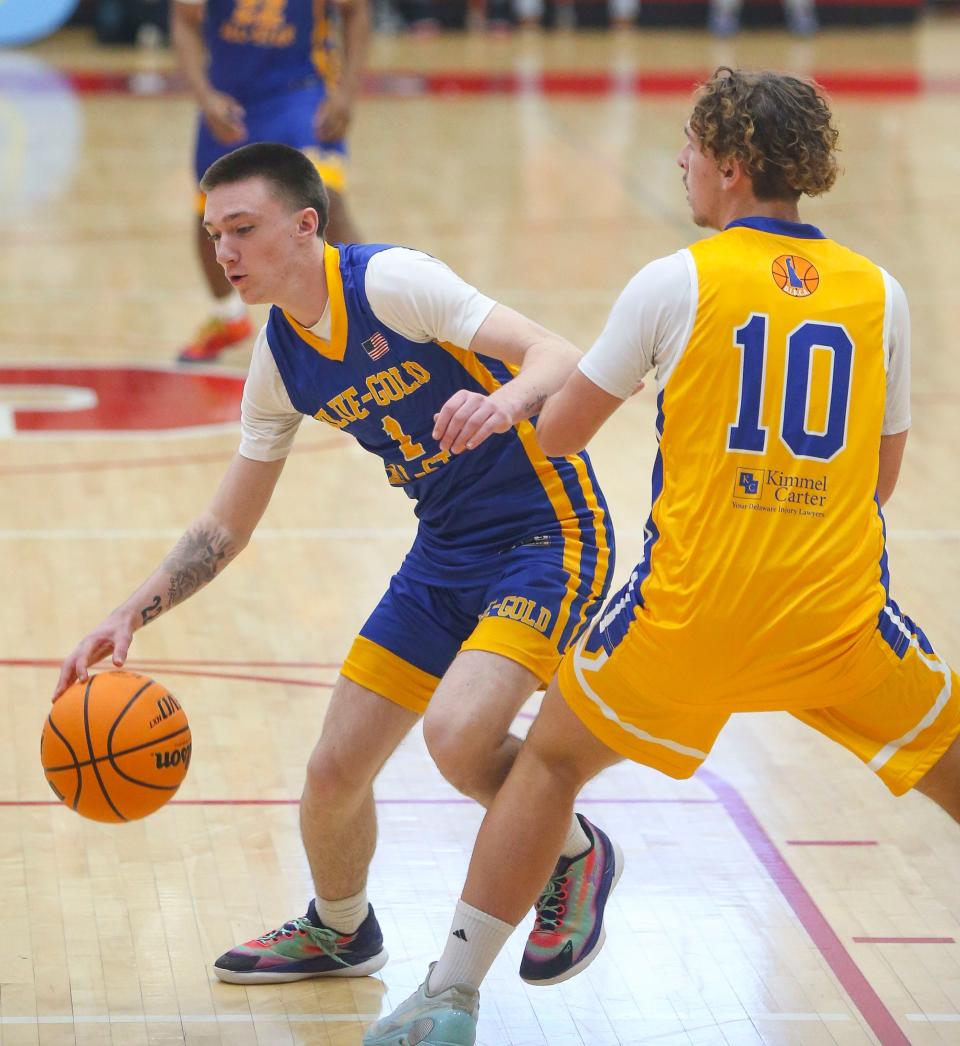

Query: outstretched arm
[432,304,583,454]
[535,370,625,457]
[54,453,285,698]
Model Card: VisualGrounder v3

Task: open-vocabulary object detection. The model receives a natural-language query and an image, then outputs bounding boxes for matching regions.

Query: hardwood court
[1,13,959,1045]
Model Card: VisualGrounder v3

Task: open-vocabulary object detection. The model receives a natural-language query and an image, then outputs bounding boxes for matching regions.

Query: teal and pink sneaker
[520,815,623,986]
[213,900,388,983]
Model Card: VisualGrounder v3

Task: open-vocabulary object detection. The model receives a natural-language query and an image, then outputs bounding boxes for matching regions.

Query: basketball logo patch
[772,254,819,297]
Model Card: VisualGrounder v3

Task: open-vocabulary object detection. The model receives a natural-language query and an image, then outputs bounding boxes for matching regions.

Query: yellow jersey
[583,217,911,710]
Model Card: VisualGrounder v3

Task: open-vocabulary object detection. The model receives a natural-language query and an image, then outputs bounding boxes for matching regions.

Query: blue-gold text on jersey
[481,595,553,634]
[314,360,432,429]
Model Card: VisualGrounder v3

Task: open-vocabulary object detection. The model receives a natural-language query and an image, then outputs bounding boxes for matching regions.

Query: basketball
[41,671,192,823]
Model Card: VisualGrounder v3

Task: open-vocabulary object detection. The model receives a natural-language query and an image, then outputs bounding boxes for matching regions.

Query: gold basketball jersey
[622,219,900,709]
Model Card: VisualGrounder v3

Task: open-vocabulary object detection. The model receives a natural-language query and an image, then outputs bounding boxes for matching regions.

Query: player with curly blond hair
[363,67,960,1046]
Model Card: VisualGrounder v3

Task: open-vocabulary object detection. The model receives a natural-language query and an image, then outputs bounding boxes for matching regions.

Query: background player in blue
[54,143,617,986]
[171,0,369,363]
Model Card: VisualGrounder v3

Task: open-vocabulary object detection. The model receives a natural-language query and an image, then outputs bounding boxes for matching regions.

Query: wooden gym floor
[1,11,959,1045]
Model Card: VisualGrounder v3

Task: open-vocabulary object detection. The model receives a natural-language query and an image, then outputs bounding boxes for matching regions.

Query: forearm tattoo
[163,525,236,610]
[521,393,547,417]
[140,596,163,625]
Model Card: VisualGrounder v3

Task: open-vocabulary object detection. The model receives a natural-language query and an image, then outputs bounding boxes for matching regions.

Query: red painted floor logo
[0,364,245,437]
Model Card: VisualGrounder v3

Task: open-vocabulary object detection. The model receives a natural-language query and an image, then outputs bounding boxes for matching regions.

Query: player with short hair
[171,0,368,363]
[55,141,619,988]
[363,67,960,1046]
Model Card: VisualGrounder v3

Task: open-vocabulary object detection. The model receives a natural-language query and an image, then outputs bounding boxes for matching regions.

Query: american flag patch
[362,331,389,360]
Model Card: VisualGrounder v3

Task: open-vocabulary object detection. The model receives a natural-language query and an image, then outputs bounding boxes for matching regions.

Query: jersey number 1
[727,314,854,462]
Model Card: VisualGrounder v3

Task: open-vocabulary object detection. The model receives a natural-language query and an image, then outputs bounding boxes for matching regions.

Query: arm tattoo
[163,525,236,610]
[140,595,163,625]
[521,394,547,417]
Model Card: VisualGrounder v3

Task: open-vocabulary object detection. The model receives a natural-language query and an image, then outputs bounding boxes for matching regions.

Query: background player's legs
[915,734,960,820]
[325,186,362,245]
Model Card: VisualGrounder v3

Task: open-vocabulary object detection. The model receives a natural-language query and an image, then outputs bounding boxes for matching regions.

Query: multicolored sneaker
[177,314,252,363]
[363,965,478,1046]
[519,814,623,986]
[212,900,388,984]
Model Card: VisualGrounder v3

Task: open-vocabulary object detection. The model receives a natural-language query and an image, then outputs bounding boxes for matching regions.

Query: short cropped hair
[690,68,839,200]
[200,142,329,235]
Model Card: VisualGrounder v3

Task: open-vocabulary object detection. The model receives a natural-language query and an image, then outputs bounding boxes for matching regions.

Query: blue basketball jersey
[203,0,335,101]
[265,242,613,586]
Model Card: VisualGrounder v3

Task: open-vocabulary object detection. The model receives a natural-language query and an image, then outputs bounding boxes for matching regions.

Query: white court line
[906,1014,960,1022]
[0,528,957,542]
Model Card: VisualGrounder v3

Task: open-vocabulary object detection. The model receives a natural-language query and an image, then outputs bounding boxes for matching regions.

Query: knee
[422,714,494,798]
[303,740,371,804]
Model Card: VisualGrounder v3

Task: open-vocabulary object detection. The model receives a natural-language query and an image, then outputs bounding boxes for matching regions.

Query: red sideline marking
[787,840,879,846]
[56,68,952,99]
[699,769,910,1046]
[854,936,955,944]
[5,658,334,690]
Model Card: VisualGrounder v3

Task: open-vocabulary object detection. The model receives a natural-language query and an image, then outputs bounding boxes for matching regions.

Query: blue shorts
[193,82,348,190]
[341,531,614,714]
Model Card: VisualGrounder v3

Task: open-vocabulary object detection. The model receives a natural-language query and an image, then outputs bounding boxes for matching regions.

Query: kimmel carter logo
[732,466,829,517]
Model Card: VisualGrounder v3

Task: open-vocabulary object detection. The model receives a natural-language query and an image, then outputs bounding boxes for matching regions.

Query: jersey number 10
[727,314,853,462]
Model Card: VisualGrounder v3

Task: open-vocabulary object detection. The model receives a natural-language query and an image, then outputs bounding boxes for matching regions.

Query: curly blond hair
[689,68,839,200]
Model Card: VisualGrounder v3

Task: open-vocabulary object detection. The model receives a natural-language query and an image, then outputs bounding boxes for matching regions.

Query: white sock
[559,813,591,860]
[427,900,514,995]
[314,889,368,935]
[212,291,246,322]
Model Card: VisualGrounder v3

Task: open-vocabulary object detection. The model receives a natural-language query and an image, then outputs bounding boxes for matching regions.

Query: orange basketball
[41,671,191,823]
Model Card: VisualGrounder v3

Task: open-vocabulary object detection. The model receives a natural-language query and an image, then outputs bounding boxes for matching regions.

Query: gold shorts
[559,614,959,795]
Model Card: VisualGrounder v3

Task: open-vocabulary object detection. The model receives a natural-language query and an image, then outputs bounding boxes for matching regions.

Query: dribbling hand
[54,611,137,702]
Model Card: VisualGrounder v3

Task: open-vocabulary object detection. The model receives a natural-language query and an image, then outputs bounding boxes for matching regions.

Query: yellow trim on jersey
[341,635,439,714]
[282,243,348,361]
[437,340,586,646]
[462,615,562,684]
